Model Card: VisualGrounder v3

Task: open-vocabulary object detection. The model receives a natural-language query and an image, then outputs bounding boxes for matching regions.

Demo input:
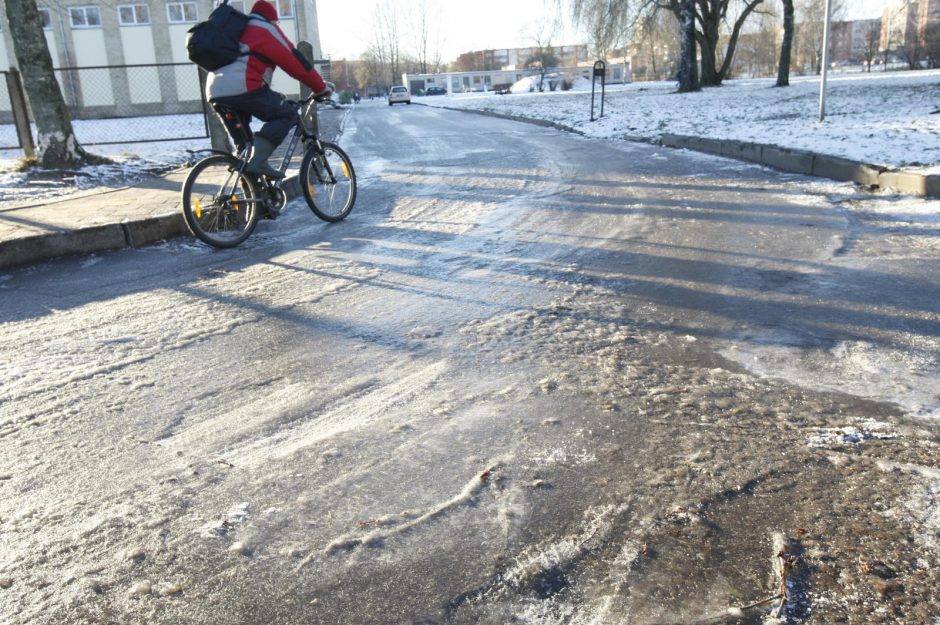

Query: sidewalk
[0,106,346,271]
[0,108,935,271]
[0,167,190,270]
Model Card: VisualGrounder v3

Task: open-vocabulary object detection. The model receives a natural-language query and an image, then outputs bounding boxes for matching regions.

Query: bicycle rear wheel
[181,154,259,248]
[300,142,356,222]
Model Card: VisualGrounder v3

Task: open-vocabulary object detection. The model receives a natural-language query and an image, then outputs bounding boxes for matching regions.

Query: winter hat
[250,0,278,21]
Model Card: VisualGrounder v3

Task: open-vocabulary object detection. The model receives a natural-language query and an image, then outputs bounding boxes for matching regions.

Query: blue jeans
[210,87,298,152]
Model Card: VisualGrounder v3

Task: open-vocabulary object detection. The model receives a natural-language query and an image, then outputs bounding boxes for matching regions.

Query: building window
[229,0,246,13]
[118,4,150,25]
[39,7,52,29]
[69,6,102,28]
[275,0,293,18]
[167,2,198,23]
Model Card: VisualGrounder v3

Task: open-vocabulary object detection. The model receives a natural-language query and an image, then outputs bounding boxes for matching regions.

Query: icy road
[2,102,940,625]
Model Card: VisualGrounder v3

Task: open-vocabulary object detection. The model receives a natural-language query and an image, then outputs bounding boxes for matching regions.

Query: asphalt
[0,105,936,271]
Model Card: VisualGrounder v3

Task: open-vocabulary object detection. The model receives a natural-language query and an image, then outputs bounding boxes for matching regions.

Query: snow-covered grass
[0,137,210,206]
[1,69,938,207]
[420,68,940,173]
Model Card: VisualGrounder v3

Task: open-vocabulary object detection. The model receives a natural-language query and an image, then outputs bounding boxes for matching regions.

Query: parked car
[424,86,447,96]
[388,86,411,105]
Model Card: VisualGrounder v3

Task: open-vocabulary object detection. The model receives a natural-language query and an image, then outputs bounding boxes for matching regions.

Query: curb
[0,176,301,271]
[656,135,937,198]
[0,106,350,271]
[438,105,937,198]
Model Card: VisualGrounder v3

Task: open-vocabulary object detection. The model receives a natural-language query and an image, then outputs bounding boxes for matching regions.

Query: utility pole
[818,0,833,121]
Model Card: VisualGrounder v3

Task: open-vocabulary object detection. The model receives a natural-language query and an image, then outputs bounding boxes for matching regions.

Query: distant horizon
[317,0,896,63]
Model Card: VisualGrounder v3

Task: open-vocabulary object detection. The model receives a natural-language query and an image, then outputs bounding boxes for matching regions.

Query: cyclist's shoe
[245,137,284,179]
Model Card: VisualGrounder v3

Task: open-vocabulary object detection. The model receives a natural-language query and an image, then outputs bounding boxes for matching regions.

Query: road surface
[1,101,939,625]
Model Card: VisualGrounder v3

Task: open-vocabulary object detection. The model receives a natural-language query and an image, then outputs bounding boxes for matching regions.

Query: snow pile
[511,76,537,93]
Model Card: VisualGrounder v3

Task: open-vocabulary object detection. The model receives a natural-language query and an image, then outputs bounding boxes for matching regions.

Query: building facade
[0,0,323,116]
[831,19,881,63]
[404,58,630,96]
[882,0,940,61]
[455,44,590,72]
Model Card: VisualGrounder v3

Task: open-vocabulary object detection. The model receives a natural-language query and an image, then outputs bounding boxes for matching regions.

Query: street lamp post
[818,0,833,121]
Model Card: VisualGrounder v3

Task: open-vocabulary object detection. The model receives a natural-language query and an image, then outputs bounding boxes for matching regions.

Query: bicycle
[181,94,356,249]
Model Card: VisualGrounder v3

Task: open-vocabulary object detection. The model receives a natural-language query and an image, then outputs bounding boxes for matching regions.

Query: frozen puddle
[722,338,940,420]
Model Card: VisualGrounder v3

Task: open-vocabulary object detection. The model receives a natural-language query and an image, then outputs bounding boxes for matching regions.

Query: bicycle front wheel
[181,155,259,248]
[300,142,357,222]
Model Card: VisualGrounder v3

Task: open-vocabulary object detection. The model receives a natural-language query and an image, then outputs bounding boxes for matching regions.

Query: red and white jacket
[205,14,326,99]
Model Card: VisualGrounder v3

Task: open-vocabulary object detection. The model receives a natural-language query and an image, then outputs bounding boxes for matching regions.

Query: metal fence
[0,57,330,153]
[0,75,18,150]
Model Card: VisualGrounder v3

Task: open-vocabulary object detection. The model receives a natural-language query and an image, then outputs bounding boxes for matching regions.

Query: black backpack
[185,0,251,71]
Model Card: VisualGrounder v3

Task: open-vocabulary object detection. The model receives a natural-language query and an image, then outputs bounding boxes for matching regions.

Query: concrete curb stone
[659,132,933,197]
[121,213,189,248]
[720,140,762,164]
[761,145,815,176]
[878,170,940,197]
[0,224,127,269]
[812,155,884,187]
[456,111,935,199]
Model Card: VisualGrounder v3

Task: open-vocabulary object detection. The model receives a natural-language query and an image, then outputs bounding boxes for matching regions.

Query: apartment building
[882,0,940,57]
[455,44,590,72]
[831,19,881,62]
[0,0,323,116]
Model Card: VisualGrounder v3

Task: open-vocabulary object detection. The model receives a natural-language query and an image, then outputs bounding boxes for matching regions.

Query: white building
[0,0,323,116]
[404,58,630,96]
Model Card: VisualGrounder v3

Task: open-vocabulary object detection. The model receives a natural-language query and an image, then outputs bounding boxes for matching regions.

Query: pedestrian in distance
[205,0,332,178]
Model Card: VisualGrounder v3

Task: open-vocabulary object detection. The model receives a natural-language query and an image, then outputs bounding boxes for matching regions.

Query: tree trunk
[698,2,722,85]
[3,0,104,168]
[776,0,794,86]
[678,0,700,92]
[666,0,763,87]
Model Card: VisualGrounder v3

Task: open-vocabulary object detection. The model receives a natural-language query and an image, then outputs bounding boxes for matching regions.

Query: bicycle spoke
[301,142,356,222]
[181,155,259,248]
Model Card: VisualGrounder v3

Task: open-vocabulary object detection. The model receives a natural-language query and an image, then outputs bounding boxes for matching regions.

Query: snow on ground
[423,68,940,172]
[0,139,208,206]
[1,69,938,207]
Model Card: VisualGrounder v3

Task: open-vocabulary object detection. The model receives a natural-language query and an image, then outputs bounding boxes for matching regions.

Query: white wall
[270,17,300,95]
[120,26,161,104]
[169,24,201,101]
[72,29,114,106]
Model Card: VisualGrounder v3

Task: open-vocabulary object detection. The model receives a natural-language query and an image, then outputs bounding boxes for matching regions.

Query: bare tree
[3,0,105,168]
[776,0,794,85]
[524,20,560,91]
[410,0,443,74]
[368,0,402,90]
[655,0,766,86]
[636,8,679,80]
[861,19,880,71]
[567,0,635,58]
[793,0,846,74]
[894,0,924,69]
[356,51,386,96]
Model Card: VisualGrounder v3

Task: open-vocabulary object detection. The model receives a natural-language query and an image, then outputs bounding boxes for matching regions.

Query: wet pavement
[1,102,938,625]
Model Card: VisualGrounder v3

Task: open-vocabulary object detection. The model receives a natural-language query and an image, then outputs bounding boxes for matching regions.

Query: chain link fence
[0,74,19,150]
[1,59,331,154]
[55,63,210,145]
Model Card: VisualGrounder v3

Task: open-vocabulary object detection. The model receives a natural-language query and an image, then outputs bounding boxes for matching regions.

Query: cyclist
[205,0,332,178]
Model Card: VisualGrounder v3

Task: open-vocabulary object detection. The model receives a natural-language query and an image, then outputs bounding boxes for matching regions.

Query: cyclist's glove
[314,82,334,102]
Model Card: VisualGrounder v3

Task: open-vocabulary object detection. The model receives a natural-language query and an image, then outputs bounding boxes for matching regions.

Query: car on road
[388,86,411,106]
[424,86,447,96]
